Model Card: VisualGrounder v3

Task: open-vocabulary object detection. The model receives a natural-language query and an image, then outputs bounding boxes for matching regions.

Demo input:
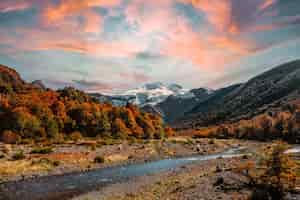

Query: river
[0,146,298,200]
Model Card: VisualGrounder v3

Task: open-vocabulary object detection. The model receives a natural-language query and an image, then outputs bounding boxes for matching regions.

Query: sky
[0,0,300,93]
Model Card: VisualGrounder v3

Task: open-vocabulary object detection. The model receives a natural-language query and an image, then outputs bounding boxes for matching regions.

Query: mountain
[176,60,300,129]
[154,87,213,123]
[0,64,27,93]
[90,82,213,123]
[91,82,192,106]
[0,65,47,93]
[31,80,46,90]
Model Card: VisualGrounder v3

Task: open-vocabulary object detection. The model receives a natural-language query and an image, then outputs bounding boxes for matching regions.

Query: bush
[69,131,82,141]
[236,142,297,199]
[30,147,53,154]
[52,160,60,166]
[12,150,25,160]
[94,156,105,163]
[209,139,215,144]
[1,130,20,144]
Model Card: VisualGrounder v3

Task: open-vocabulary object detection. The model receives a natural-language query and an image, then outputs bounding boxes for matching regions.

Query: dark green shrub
[30,147,53,154]
[94,156,105,163]
[12,150,25,160]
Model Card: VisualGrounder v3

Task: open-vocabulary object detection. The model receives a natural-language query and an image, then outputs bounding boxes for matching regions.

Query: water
[0,146,298,200]
[0,148,244,200]
[285,146,300,154]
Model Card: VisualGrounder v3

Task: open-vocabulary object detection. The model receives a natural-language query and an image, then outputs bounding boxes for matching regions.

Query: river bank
[1,139,299,200]
[0,138,259,183]
[75,146,300,200]
[75,157,252,200]
[0,145,257,200]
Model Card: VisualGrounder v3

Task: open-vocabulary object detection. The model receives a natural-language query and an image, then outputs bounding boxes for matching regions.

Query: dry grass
[105,154,128,163]
[0,159,53,177]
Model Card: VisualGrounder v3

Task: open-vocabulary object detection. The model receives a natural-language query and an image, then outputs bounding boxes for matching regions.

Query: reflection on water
[285,146,300,154]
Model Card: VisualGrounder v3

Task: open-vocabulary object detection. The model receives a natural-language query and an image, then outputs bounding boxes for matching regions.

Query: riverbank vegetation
[191,101,300,143]
[236,142,298,199]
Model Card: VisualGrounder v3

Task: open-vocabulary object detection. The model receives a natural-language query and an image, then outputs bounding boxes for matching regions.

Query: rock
[118,144,123,151]
[214,177,224,186]
[215,165,222,173]
[3,144,12,153]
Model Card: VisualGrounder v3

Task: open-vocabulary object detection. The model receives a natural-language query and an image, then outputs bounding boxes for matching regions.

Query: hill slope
[0,65,168,143]
[176,60,300,129]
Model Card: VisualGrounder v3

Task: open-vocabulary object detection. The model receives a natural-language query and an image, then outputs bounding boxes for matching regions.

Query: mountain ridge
[176,59,300,129]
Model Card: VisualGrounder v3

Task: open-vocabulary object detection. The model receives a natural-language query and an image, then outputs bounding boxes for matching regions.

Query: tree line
[195,103,300,143]
[0,87,173,143]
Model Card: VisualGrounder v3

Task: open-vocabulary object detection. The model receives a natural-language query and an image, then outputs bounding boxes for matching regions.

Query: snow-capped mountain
[92,82,194,106]
[120,82,191,106]
[90,82,214,123]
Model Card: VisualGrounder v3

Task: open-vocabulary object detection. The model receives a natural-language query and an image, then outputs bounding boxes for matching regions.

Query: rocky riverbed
[0,138,258,183]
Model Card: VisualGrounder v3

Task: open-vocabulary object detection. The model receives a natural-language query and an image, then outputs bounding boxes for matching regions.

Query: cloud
[250,15,300,32]
[179,0,285,35]
[259,0,277,11]
[83,10,103,34]
[73,79,113,91]
[119,72,150,83]
[159,17,255,72]
[43,0,120,22]
[0,26,145,58]
[0,1,31,13]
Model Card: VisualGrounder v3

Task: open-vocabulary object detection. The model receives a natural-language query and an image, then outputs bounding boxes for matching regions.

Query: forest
[0,80,171,143]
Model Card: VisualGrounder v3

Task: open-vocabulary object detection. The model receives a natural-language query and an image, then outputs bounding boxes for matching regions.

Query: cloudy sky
[0,0,300,93]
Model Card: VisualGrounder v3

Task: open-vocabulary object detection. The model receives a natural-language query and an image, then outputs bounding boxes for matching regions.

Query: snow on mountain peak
[103,82,190,106]
[92,82,213,107]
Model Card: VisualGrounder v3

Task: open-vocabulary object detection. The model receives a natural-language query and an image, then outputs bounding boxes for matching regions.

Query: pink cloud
[179,0,233,33]
[83,10,103,34]
[41,0,122,34]
[43,0,120,22]
[0,26,145,58]
[125,0,176,35]
[122,0,260,72]
[119,72,150,83]
[180,0,282,35]
[0,1,31,13]
[159,16,255,72]
[259,0,277,11]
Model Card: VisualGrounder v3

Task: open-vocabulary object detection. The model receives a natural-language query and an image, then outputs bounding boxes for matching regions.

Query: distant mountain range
[91,82,194,106]
[91,60,300,129]
[90,82,213,123]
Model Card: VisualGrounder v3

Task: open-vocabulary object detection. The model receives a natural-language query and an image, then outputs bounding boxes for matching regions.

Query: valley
[1,1,300,199]
[0,60,300,200]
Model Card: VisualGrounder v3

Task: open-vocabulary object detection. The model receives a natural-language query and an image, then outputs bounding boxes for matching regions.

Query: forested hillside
[0,64,170,143]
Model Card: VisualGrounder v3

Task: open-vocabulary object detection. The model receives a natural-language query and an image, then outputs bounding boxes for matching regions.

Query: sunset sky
[0,0,300,93]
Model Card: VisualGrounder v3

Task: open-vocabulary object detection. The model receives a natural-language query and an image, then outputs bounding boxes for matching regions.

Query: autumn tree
[236,142,297,200]
[112,118,131,139]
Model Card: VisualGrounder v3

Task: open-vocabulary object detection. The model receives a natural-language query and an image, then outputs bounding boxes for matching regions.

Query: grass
[30,147,53,154]
[0,159,54,177]
[12,151,25,160]
[31,158,60,167]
